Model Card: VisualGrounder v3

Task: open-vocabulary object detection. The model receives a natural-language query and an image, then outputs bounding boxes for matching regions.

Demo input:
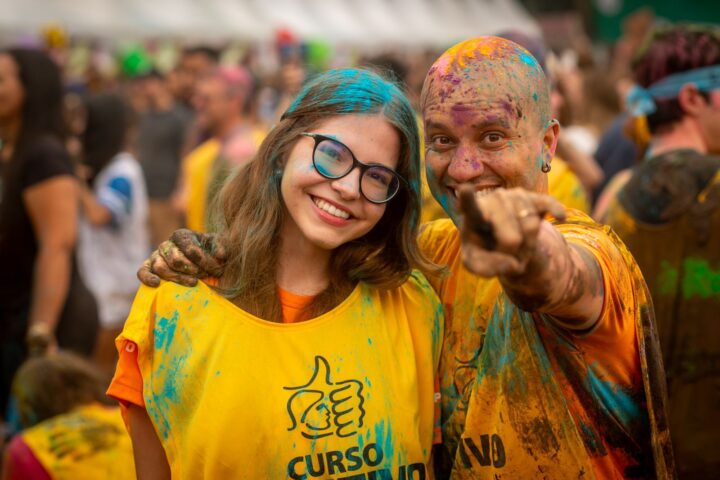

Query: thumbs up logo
[284,356,366,440]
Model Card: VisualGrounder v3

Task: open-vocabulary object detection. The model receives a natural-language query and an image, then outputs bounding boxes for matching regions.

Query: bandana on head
[626,64,720,116]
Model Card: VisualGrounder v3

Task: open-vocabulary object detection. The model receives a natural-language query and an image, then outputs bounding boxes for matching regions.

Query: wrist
[26,322,55,356]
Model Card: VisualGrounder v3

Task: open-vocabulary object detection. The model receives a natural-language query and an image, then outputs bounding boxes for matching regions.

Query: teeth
[451,187,497,199]
[474,188,496,199]
[314,198,350,219]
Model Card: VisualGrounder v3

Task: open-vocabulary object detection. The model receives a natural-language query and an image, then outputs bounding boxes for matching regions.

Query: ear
[542,119,561,161]
[677,84,708,116]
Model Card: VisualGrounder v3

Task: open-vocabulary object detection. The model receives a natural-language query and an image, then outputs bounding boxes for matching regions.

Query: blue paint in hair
[287,69,400,115]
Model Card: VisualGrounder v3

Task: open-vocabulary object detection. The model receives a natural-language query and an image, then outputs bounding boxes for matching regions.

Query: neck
[215,115,246,142]
[276,219,332,296]
[648,118,707,157]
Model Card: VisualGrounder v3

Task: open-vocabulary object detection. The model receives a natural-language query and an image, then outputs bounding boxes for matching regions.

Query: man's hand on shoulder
[137,229,227,288]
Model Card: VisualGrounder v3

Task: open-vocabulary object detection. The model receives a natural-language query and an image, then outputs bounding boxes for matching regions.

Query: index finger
[459,185,497,251]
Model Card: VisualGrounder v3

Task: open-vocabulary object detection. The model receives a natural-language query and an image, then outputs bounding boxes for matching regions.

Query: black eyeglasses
[301,133,405,204]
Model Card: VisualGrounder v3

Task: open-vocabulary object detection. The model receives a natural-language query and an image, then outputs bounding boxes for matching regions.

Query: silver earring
[541,162,551,173]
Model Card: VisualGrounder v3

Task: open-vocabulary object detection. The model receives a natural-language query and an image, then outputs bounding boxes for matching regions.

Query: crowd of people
[0,14,718,480]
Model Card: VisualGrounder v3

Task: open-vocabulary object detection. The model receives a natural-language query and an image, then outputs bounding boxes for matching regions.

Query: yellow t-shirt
[547,156,590,213]
[183,138,221,232]
[418,213,672,479]
[21,403,134,480]
[117,274,443,479]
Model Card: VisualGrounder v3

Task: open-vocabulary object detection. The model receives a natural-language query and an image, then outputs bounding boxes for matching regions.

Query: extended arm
[459,187,604,329]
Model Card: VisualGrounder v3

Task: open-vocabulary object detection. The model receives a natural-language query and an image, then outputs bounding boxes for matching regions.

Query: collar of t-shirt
[278,287,316,323]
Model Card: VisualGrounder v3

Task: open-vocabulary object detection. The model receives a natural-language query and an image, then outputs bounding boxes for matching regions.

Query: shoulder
[554,210,642,289]
[391,271,443,338]
[102,153,144,182]
[19,137,73,188]
[418,218,460,262]
[121,281,215,343]
[399,271,441,305]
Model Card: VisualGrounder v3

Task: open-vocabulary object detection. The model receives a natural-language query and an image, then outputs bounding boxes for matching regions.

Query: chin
[307,234,343,251]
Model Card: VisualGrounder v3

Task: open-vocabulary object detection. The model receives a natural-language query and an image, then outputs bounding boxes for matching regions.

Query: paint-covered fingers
[146,246,199,287]
[137,258,161,287]
[158,239,207,284]
[169,229,227,278]
[459,186,566,277]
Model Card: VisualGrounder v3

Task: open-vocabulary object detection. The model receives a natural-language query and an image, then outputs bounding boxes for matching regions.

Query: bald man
[140,38,674,479]
[417,37,672,479]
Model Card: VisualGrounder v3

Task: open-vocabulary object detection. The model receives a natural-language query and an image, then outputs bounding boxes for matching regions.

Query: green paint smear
[657,258,720,299]
[657,261,679,296]
[682,258,720,299]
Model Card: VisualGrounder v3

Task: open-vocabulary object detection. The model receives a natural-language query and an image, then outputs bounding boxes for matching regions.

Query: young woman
[0,48,98,420]
[108,69,444,479]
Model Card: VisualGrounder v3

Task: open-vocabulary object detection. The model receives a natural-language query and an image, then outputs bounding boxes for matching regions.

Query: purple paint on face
[450,103,476,126]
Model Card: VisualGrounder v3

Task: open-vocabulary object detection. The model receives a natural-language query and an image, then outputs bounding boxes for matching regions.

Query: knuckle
[502,232,523,251]
[170,255,186,271]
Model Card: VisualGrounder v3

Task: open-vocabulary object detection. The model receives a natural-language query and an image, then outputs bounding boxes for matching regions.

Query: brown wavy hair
[12,352,113,428]
[212,68,440,322]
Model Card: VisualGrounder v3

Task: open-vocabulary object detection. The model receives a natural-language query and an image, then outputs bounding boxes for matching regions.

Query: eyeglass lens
[313,138,399,203]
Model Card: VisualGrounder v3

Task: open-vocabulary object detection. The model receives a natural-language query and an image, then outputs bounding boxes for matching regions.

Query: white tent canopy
[1,0,540,47]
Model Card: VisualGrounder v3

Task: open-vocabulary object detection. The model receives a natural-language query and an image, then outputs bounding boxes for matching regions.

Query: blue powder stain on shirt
[373,419,395,465]
[215,370,221,376]
[154,311,179,353]
[585,366,643,427]
[367,337,373,346]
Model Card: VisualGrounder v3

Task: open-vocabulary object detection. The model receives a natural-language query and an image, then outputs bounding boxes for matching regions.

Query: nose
[446,146,484,184]
[330,167,362,201]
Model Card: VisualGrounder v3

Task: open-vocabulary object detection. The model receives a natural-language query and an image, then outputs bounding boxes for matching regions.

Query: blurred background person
[270,57,306,125]
[76,93,149,377]
[172,45,220,112]
[0,48,98,425]
[2,352,133,479]
[177,66,263,232]
[603,25,720,478]
[136,70,191,247]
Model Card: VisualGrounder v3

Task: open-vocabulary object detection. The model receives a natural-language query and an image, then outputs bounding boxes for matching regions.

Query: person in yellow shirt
[108,69,443,479]
[142,37,674,479]
[2,352,134,480]
[177,66,264,232]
